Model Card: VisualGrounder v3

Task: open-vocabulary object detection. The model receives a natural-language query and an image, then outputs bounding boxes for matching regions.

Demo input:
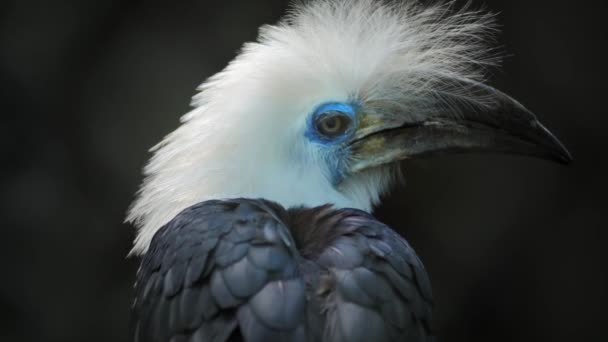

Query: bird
[127,1,571,341]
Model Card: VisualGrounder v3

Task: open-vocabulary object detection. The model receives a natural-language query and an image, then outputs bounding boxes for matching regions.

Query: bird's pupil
[324,117,339,131]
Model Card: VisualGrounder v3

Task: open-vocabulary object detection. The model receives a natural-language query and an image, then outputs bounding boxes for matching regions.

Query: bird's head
[128,0,571,254]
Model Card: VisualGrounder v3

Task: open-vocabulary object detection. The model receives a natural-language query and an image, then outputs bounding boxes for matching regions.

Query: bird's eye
[315,112,353,138]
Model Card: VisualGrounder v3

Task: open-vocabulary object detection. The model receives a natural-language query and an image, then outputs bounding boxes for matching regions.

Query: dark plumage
[133,198,433,342]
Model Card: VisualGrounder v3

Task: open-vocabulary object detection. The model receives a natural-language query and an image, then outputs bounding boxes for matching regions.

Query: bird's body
[128,0,571,341]
[133,199,432,342]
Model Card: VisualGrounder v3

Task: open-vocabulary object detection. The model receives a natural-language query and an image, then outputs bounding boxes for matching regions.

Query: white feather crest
[127,0,497,254]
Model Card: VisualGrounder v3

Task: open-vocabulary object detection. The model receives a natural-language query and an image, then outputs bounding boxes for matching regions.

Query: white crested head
[128,0,497,254]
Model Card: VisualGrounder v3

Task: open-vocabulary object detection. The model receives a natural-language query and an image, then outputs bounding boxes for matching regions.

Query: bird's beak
[348,80,572,173]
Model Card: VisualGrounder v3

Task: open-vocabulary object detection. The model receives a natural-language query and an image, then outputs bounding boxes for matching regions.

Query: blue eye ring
[306,102,358,144]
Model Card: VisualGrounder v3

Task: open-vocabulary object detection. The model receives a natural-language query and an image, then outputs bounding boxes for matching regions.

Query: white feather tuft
[127,0,498,254]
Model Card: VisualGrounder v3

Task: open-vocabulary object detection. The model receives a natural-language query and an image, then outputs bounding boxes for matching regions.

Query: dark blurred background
[1,0,606,341]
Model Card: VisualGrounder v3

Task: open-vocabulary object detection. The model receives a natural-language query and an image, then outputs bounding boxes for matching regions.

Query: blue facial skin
[305,101,360,185]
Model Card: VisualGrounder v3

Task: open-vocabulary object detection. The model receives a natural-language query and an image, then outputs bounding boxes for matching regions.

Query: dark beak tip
[553,147,573,165]
[558,142,573,164]
[536,121,573,165]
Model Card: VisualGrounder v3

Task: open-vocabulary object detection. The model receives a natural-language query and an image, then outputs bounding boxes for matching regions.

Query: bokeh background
[1,0,606,341]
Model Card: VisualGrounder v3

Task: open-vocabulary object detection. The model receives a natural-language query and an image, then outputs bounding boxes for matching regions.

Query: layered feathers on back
[128,0,497,254]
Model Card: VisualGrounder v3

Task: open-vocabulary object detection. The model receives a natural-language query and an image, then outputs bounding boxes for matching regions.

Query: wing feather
[133,199,307,342]
[316,211,434,342]
[133,200,434,342]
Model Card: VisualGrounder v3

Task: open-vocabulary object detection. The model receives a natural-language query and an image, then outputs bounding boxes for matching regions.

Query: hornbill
[127,1,571,341]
